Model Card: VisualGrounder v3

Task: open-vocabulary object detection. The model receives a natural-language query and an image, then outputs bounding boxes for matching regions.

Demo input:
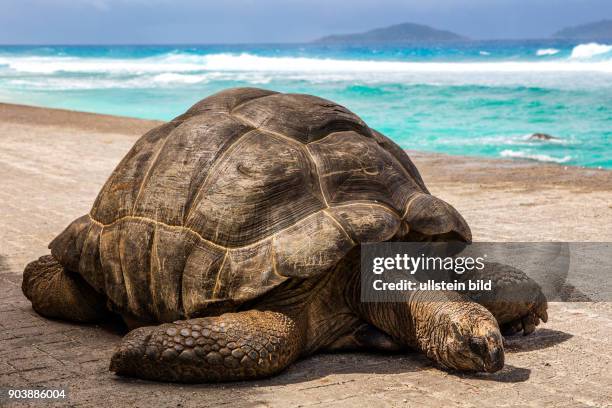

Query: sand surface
[0,103,610,407]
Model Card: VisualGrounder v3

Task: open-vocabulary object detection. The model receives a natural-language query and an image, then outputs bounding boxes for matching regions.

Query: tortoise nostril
[468,336,487,356]
[468,337,505,372]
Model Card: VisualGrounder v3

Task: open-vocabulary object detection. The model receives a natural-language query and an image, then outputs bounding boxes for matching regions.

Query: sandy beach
[1,103,611,407]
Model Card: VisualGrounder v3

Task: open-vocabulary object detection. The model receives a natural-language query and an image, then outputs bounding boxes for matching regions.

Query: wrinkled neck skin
[252,248,442,357]
[254,247,490,368]
[252,261,362,355]
[356,289,487,367]
[336,249,503,372]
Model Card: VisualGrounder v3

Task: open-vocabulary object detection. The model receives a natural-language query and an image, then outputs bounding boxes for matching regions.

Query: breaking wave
[570,43,612,59]
[536,48,560,56]
[458,134,572,147]
[500,149,572,164]
[1,51,612,77]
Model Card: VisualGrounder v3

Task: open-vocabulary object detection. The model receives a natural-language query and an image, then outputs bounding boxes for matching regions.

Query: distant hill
[314,22,467,44]
[553,20,612,39]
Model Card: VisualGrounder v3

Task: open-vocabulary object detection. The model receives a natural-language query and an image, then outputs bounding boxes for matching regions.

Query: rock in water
[529,133,559,141]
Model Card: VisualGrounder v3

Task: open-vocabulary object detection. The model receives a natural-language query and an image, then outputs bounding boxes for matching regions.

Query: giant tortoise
[22,88,547,382]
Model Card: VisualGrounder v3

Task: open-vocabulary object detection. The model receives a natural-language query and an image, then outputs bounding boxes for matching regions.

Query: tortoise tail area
[22,254,107,322]
[22,214,108,322]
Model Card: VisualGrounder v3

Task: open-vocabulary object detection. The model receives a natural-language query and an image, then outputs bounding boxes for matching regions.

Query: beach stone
[529,133,559,141]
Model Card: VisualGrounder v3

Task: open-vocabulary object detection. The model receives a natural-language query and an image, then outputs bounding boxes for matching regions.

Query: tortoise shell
[49,88,470,322]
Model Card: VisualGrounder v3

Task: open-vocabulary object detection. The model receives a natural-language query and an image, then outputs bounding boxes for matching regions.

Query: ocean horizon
[1,39,610,169]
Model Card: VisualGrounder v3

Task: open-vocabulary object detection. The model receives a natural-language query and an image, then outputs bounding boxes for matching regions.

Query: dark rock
[529,133,559,141]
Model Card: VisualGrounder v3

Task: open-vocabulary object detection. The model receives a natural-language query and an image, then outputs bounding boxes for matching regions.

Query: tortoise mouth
[451,341,504,373]
[483,346,505,372]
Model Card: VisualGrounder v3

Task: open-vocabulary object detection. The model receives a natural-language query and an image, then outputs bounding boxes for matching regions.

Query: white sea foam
[500,149,572,164]
[479,51,491,56]
[7,77,149,90]
[0,55,205,74]
[152,73,208,84]
[5,70,277,90]
[570,43,612,59]
[536,48,560,56]
[1,52,612,76]
[2,52,612,92]
[441,134,573,148]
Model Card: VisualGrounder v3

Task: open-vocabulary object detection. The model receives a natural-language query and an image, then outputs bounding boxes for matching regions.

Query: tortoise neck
[253,255,364,354]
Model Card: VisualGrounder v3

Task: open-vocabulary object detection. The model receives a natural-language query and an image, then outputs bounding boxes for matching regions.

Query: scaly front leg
[110,310,304,382]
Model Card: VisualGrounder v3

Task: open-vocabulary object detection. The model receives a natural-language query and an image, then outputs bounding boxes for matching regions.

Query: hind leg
[22,255,108,322]
[457,262,548,335]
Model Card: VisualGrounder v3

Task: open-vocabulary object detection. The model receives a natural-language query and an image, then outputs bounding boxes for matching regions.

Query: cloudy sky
[2,0,611,44]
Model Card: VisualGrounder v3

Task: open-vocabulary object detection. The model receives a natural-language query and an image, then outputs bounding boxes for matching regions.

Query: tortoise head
[439,308,505,373]
[413,299,504,373]
[403,193,472,243]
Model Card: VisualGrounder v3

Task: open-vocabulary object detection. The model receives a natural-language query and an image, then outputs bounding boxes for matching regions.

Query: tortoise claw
[501,294,548,337]
[536,302,548,323]
[521,314,537,335]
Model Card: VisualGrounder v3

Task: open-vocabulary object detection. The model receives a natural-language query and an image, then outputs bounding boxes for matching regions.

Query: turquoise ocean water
[0,41,610,168]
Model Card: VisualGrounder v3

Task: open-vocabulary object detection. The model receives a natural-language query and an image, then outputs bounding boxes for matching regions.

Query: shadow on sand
[112,325,574,388]
[263,350,535,385]
[106,323,574,388]
[112,347,535,388]
[504,328,573,353]
[453,364,532,383]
